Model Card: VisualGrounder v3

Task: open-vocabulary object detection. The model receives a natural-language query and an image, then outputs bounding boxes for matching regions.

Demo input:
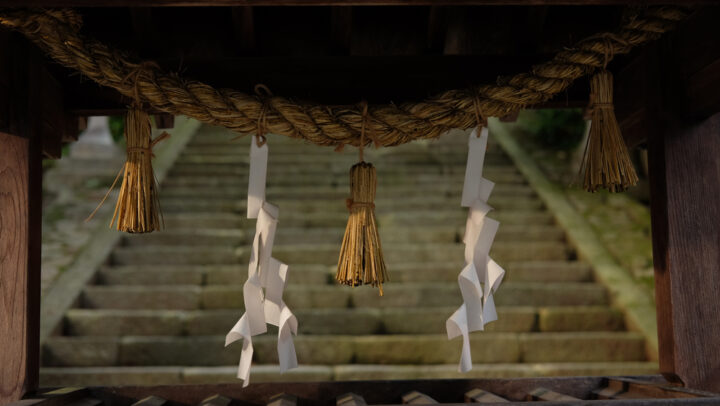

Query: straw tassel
[336,101,387,295]
[336,161,388,295]
[97,107,167,233]
[581,70,638,192]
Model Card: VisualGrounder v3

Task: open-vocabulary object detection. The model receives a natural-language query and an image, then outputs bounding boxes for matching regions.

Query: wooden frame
[11,377,720,405]
[1,3,720,404]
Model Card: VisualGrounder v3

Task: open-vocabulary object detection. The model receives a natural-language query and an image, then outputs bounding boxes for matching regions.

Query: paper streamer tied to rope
[225,137,298,386]
[446,126,506,373]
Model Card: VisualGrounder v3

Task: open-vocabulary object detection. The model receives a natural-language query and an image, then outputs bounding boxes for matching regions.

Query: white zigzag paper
[446,125,506,373]
[225,138,298,387]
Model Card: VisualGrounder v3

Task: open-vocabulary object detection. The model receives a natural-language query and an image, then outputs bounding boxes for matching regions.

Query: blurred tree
[521,108,586,151]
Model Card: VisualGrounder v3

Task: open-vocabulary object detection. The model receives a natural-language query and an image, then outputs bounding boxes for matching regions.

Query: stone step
[159,183,536,200]
[159,195,543,213]
[111,241,568,266]
[122,224,565,247]
[162,171,526,187]
[42,332,646,367]
[39,361,660,386]
[99,260,589,287]
[157,211,552,230]
[81,282,607,310]
[64,306,624,337]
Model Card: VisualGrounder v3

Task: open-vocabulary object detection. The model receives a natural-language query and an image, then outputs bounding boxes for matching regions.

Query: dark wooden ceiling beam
[426,6,446,53]
[330,6,352,54]
[59,54,589,114]
[617,6,720,147]
[231,6,256,54]
[0,0,712,5]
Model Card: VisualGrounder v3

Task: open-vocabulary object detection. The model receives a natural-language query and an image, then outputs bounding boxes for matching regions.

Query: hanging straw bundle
[89,107,168,233]
[336,102,388,295]
[336,161,388,295]
[581,70,639,192]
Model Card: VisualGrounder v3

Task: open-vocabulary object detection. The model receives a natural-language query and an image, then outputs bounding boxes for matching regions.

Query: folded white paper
[447,125,506,373]
[226,137,298,387]
[461,126,489,207]
[247,138,268,219]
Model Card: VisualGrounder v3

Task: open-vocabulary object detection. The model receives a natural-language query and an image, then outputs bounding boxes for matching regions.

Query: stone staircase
[40,125,657,386]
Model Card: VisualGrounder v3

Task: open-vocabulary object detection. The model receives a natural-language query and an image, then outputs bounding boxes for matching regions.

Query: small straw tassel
[336,161,388,296]
[582,70,639,192]
[111,108,166,233]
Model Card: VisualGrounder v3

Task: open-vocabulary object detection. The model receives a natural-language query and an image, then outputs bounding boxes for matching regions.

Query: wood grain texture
[0,132,34,404]
[648,113,720,392]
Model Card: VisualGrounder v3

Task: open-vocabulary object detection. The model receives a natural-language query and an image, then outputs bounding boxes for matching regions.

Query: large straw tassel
[110,108,167,233]
[336,161,388,296]
[581,70,639,192]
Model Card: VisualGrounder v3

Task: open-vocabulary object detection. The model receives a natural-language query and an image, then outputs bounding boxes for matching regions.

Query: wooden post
[648,112,720,392]
[0,131,42,404]
[0,32,46,405]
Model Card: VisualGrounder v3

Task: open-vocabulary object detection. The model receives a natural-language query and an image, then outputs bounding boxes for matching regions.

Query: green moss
[108,115,125,145]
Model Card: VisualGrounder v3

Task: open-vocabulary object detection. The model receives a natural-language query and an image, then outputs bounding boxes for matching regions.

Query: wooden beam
[0,0,711,6]
[426,6,446,53]
[673,7,720,119]
[648,112,720,392]
[231,6,255,54]
[0,131,42,404]
[330,6,352,55]
[618,7,720,145]
[61,53,582,111]
[130,8,155,55]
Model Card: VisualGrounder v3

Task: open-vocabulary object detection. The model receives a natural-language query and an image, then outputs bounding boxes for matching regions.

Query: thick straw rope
[0,7,689,147]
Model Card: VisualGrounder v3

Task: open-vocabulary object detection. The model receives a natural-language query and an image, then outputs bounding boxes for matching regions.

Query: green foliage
[108,115,125,145]
[521,108,586,151]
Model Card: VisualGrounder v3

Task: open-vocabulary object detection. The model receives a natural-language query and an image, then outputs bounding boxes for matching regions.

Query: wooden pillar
[0,32,45,404]
[0,131,42,403]
[648,112,720,392]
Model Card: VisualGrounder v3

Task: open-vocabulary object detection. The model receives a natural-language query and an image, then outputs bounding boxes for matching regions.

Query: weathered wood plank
[131,396,167,406]
[465,388,509,403]
[81,378,611,405]
[337,393,367,406]
[648,112,720,392]
[0,131,41,404]
[605,378,715,399]
[199,394,231,406]
[526,387,581,401]
[267,393,297,406]
[402,391,438,404]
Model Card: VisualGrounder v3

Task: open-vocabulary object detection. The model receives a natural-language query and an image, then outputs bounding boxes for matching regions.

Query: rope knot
[254,84,274,146]
[346,198,375,211]
[123,61,161,107]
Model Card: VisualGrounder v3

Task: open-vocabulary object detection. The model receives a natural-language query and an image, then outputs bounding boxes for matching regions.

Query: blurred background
[38,110,656,386]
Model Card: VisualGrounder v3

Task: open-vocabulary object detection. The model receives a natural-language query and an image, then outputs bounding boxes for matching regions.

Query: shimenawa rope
[0,6,689,149]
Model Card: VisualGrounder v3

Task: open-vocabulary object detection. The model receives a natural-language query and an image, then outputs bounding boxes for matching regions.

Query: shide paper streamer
[446,126,506,373]
[225,137,298,386]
